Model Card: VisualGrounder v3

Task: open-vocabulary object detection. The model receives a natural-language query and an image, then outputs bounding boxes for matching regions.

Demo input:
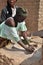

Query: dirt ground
[0,36,43,65]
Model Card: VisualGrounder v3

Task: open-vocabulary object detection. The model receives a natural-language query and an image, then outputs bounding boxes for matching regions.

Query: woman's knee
[21,31,27,37]
[21,31,31,37]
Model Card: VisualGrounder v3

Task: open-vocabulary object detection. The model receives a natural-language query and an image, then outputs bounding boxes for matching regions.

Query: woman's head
[5,17,15,27]
[14,7,28,22]
[7,0,17,8]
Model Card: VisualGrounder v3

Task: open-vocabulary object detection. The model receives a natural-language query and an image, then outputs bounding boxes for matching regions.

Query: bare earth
[0,36,43,65]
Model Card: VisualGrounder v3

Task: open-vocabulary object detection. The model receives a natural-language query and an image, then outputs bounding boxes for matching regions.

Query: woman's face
[8,0,17,7]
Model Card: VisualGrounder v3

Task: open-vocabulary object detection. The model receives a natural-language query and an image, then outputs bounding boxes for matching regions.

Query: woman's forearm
[17,40,27,49]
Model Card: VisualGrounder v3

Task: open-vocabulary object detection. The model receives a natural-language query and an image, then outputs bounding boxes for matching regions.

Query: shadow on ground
[3,46,34,54]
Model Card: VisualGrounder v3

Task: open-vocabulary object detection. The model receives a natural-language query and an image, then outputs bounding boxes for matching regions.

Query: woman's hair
[14,7,27,22]
[6,1,12,16]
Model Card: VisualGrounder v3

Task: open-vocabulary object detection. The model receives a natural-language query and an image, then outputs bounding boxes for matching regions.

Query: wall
[38,0,43,30]
[0,0,6,14]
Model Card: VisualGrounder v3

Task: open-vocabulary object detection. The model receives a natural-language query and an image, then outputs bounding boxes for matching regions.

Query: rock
[0,53,14,65]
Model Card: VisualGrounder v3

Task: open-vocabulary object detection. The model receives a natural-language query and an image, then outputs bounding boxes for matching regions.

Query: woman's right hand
[25,45,35,53]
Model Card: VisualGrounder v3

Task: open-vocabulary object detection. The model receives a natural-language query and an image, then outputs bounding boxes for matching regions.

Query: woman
[0,0,35,52]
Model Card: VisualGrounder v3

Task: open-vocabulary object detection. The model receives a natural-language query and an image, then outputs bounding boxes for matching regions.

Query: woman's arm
[0,8,7,24]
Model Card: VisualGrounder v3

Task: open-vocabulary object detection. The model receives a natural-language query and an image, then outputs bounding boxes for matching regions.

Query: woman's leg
[0,37,11,48]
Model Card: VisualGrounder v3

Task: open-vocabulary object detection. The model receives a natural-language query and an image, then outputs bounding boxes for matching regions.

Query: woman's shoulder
[1,6,7,13]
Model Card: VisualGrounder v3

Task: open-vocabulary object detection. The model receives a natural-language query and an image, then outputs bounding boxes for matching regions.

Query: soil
[0,53,14,65]
[0,36,43,65]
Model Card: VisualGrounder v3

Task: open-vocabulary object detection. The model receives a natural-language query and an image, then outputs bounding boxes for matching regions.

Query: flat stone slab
[32,30,43,38]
